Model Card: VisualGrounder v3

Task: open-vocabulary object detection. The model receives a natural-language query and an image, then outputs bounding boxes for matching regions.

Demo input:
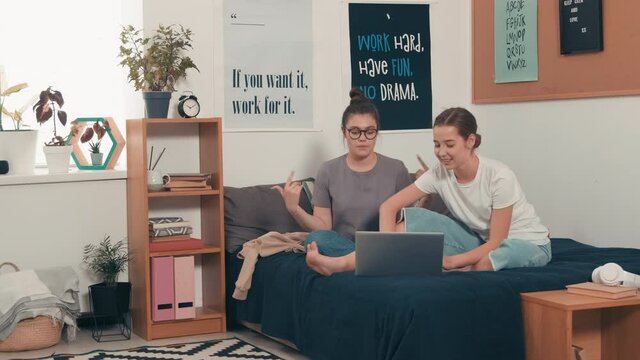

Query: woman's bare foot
[305,242,352,276]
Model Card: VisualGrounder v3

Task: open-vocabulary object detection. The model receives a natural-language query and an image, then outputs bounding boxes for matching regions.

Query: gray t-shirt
[313,153,412,240]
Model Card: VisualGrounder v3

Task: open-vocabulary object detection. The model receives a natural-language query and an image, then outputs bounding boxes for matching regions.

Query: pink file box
[174,256,196,319]
[151,256,175,321]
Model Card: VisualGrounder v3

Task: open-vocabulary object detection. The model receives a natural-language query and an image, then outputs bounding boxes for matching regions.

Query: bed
[223,182,640,360]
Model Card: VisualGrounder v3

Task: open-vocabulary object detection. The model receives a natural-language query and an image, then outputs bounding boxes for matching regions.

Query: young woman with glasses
[302,107,551,275]
[273,88,412,275]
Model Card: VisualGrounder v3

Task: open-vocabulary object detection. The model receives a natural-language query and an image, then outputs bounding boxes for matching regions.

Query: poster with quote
[224,0,312,130]
[494,0,538,83]
[560,0,603,54]
[349,3,432,130]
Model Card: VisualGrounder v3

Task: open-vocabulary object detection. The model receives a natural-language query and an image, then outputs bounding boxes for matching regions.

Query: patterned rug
[39,338,284,360]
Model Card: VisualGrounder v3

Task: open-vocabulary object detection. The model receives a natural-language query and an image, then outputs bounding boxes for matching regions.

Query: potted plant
[0,67,39,175]
[82,235,132,333]
[77,120,107,166]
[88,141,103,166]
[118,24,199,118]
[34,86,77,174]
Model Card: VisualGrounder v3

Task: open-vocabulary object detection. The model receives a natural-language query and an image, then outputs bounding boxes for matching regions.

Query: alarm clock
[177,91,200,118]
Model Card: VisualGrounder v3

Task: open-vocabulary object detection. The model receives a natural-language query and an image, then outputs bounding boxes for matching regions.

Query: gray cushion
[224,179,313,253]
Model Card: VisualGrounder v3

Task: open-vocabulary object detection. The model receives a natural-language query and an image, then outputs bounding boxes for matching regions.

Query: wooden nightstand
[521,290,640,360]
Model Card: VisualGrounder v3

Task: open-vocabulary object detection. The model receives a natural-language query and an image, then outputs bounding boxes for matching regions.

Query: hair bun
[349,87,369,105]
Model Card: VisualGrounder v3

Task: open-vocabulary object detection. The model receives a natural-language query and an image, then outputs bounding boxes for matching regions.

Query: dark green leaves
[117,24,199,92]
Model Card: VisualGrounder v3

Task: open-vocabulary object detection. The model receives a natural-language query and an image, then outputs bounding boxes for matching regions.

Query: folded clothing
[0,266,80,341]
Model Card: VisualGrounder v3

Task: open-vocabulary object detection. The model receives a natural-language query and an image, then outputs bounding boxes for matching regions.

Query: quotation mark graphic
[231,13,237,19]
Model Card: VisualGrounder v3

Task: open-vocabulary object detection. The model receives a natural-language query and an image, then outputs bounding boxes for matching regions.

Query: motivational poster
[560,0,603,54]
[224,0,312,129]
[349,3,432,130]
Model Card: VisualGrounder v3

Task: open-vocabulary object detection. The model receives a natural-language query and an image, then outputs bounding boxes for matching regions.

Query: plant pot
[0,130,38,175]
[142,91,172,118]
[90,152,104,166]
[89,282,131,317]
[43,145,72,174]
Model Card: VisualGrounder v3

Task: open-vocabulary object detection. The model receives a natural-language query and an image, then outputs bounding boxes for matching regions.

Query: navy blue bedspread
[225,239,640,360]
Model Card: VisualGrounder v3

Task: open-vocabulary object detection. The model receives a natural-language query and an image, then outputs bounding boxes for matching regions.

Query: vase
[43,145,72,174]
[90,152,104,166]
[147,170,169,192]
[0,130,38,175]
[142,91,172,118]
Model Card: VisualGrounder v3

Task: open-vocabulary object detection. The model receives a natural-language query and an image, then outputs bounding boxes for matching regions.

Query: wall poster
[494,0,539,83]
[560,0,603,54]
[224,0,313,130]
[349,3,432,130]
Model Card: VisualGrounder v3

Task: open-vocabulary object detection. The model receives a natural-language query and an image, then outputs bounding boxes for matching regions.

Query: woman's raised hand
[272,171,303,212]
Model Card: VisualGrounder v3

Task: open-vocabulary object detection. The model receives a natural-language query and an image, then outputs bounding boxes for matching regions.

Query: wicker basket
[0,262,63,352]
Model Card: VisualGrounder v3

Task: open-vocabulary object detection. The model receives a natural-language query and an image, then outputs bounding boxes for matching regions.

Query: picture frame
[560,0,603,55]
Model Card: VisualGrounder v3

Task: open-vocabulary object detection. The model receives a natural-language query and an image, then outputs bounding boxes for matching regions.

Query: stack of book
[566,282,638,300]
[164,173,212,191]
[149,217,203,252]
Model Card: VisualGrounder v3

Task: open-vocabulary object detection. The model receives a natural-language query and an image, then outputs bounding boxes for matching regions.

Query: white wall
[139,0,465,186]
[144,0,639,249]
[0,179,127,311]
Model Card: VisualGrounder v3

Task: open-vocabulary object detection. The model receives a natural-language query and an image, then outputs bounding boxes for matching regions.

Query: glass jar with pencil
[147,145,168,192]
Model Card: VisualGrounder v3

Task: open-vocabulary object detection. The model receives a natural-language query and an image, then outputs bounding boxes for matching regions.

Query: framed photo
[560,0,603,54]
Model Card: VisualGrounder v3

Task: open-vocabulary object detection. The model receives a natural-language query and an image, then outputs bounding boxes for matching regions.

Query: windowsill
[0,167,127,186]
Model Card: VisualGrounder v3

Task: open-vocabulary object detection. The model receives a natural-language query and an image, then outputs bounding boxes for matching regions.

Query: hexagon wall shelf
[69,117,125,170]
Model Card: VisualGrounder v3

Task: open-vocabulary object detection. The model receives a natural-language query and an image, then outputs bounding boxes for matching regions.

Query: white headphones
[592,263,640,288]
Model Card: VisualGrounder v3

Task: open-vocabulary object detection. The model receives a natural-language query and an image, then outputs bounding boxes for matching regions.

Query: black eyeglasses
[346,127,378,140]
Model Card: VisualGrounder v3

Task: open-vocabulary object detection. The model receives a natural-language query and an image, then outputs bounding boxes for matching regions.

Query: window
[1,1,130,166]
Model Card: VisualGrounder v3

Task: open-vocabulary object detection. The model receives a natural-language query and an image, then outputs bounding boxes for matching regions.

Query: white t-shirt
[414,156,549,245]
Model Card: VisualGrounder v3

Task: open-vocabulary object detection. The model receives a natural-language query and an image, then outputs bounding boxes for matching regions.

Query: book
[150,234,192,242]
[148,217,184,225]
[149,221,192,230]
[168,186,212,192]
[164,179,208,188]
[149,239,204,252]
[566,282,638,300]
[150,227,193,237]
[168,173,211,181]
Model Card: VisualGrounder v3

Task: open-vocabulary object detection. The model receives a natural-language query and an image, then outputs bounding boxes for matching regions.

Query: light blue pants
[304,209,552,270]
[403,208,551,270]
[304,230,355,257]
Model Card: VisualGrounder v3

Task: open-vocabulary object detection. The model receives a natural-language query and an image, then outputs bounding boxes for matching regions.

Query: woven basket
[0,262,63,352]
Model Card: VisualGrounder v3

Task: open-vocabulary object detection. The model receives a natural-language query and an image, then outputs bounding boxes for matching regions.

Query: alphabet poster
[349,3,432,130]
[224,0,313,130]
[494,0,539,83]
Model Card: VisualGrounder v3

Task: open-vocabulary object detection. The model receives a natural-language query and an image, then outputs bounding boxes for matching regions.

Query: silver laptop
[355,231,444,276]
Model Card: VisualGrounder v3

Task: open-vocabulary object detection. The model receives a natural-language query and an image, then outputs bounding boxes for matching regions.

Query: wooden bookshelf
[126,117,226,340]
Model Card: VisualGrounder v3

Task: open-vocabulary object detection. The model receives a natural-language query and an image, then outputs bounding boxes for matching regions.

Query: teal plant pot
[142,91,171,118]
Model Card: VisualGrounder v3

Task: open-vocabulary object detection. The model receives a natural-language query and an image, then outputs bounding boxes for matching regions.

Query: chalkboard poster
[349,3,432,130]
[560,0,603,54]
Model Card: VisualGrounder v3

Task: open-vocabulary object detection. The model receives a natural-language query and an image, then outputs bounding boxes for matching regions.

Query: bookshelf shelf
[127,117,226,340]
[149,245,222,258]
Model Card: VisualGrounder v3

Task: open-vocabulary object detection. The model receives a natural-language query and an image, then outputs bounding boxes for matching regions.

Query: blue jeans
[403,207,552,270]
[304,230,355,257]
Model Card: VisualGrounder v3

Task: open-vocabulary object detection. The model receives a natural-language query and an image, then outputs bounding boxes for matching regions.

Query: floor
[0,325,309,360]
